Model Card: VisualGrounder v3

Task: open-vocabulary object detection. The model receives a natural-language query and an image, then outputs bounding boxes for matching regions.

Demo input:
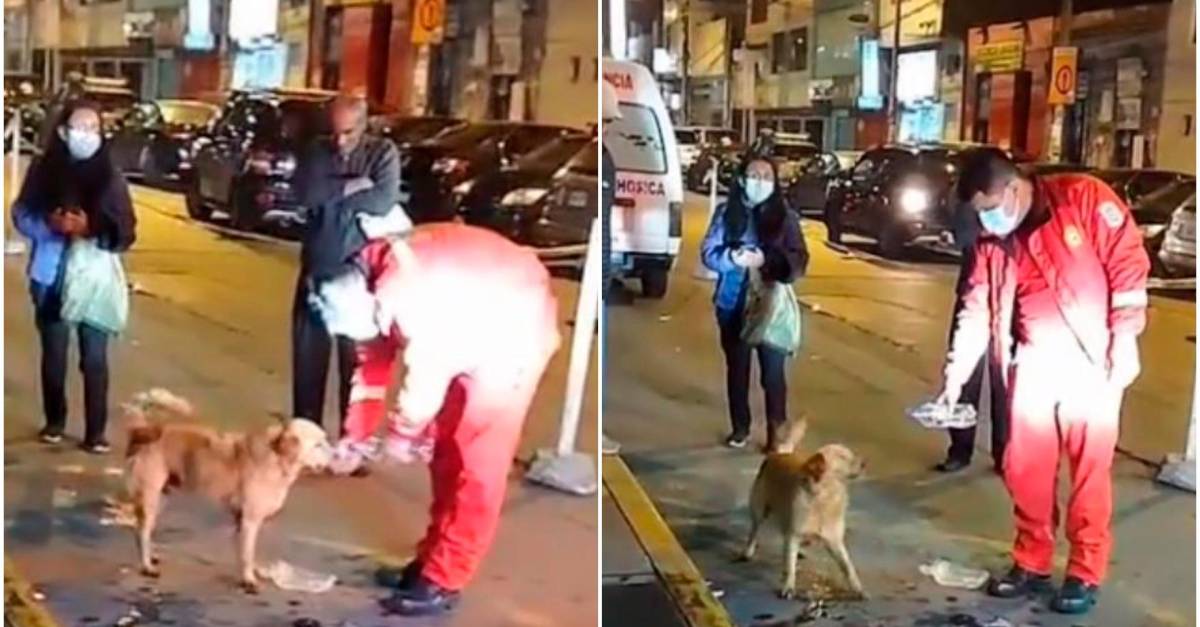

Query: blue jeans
[31,280,110,442]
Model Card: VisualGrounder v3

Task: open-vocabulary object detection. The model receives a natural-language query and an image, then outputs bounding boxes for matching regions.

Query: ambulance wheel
[185,181,212,221]
[642,267,669,299]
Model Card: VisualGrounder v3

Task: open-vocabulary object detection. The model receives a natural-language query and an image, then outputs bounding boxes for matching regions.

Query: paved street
[3,181,598,626]
[604,192,1196,626]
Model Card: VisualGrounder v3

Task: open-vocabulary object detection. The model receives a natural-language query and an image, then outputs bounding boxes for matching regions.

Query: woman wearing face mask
[700,156,808,450]
[12,99,137,454]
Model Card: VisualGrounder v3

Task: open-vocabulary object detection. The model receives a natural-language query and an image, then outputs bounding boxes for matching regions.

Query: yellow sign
[411,0,445,45]
[1048,46,1078,105]
[974,40,1024,73]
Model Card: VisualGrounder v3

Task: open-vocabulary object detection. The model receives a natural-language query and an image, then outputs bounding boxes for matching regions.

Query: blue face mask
[978,204,1020,237]
[63,128,102,161]
[743,179,774,206]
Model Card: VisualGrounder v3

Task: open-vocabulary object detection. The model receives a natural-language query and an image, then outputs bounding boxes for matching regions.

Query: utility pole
[886,0,902,143]
[681,0,690,124]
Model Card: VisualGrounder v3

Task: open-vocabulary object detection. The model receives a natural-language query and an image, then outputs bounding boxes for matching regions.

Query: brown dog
[122,389,333,593]
[740,415,867,600]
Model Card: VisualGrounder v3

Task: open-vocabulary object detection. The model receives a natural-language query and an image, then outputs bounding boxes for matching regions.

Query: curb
[4,558,61,627]
[603,456,735,627]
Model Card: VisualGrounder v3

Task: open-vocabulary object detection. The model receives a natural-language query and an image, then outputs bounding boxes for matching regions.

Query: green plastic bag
[60,239,129,335]
[740,269,802,355]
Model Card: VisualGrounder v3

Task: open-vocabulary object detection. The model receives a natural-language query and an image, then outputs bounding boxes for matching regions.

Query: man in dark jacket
[292,95,401,432]
[936,200,1008,474]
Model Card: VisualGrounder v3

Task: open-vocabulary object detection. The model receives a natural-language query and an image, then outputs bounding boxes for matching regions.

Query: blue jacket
[700,200,807,321]
[12,201,66,287]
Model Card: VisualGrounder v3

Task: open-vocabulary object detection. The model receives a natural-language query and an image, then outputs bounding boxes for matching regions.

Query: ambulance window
[605,103,668,174]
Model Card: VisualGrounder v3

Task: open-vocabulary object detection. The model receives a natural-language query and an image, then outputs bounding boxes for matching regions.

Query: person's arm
[99,172,137,252]
[761,208,808,283]
[11,158,51,239]
[345,140,401,216]
[942,241,994,396]
[700,203,739,273]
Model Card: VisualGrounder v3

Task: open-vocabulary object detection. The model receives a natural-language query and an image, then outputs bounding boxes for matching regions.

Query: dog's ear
[271,430,302,463]
[801,452,827,483]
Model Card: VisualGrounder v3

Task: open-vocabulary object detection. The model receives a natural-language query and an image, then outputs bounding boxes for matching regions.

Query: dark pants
[33,282,110,442]
[719,314,788,442]
[946,353,1009,466]
[291,277,356,433]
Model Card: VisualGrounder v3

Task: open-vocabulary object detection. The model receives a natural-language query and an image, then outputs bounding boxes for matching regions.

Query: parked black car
[370,114,463,146]
[1128,179,1197,277]
[186,89,333,230]
[1159,192,1196,279]
[403,121,578,224]
[825,144,962,257]
[108,99,220,186]
[1094,168,1193,207]
[4,73,45,153]
[456,132,590,227]
[517,138,598,257]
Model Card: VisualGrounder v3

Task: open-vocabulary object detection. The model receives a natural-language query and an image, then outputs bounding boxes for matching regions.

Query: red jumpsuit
[945,175,1150,586]
[343,224,561,591]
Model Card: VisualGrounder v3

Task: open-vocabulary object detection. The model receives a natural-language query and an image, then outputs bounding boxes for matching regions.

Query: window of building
[791,27,808,72]
[751,0,768,24]
[772,32,790,73]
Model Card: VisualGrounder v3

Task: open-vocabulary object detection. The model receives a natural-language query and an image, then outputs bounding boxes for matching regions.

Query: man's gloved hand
[383,414,436,464]
[1107,334,1141,389]
[358,205,413,240]
[343,176,375,198]
[328,437,380,476]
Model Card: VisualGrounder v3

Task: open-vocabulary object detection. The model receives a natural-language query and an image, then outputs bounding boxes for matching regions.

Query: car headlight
[898,187,930,213]
[1139,223,1167,239]
[275,154,297,177]
[432,157,469,176]
[500,187,549,207]
[453,180,475,195]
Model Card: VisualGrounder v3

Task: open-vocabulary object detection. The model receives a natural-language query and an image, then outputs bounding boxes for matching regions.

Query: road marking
[4,557,62,627]
[603,456,735,627]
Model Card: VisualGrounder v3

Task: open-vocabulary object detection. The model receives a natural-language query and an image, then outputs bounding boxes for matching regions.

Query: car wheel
[185,180,212,221]
[877,224,907,259]
[142,149,167,188]
[823,198,843,244]
[641,266,669,299]
[229,187,259,232]
[1148,238,1168,278]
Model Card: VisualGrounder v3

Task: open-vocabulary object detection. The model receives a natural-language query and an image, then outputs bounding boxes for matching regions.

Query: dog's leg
[779,533,800,599]
[135,490,162,578]
[740,504,767,561]
[237,515,263,594]
[819,533,866,599]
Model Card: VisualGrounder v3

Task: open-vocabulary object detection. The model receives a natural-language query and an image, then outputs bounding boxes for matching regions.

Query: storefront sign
[974,40,1024,73]
[1048,46,1078,105]
[411,0,445,45]
[858,39,883,110]
[810,78,834,101]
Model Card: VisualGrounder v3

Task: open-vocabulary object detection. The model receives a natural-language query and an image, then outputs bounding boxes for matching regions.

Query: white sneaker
[602,435,621,455]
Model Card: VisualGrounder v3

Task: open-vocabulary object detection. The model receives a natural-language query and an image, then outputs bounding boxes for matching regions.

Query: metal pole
[555,218,601,456]
[681,0,690,124]
[887,0,901,143]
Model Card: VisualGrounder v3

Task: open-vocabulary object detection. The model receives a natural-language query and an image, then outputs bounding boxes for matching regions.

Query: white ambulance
[602,59,683,299]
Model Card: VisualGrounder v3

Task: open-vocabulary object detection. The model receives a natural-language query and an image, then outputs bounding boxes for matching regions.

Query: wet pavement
[4,178,598,626]
[603,192,1196,626]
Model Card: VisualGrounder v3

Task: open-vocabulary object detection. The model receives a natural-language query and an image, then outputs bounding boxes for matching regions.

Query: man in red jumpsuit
[938,149,1149,615]
[320,223,560,616]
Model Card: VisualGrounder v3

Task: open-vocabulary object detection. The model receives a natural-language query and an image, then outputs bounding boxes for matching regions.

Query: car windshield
[516,135,590,171]
[278,100,330,140]
[159,102,217,127]
[565,140,599,176]
[430,124,510,150]
[1134,180,1196,223]
[389,118,461,143]
[605,103,668,174]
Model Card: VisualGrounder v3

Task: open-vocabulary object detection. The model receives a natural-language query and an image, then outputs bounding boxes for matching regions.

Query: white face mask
[743,179,774,206]
[62,128,101,161]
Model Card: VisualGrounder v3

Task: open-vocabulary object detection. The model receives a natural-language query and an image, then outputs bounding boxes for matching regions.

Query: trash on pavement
[907,401,978,429]
[51,488,76,509]
[658,314,672,322]
[918,559,989,589]
[258,560,337,593]
[56,464,85,475]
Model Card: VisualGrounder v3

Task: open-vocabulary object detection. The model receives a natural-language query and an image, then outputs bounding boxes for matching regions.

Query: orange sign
[411,0,444,45]
[1048,46,1078,105]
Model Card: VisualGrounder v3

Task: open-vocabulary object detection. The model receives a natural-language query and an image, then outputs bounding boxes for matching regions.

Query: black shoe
[80,439,111,455]
[934,457,970,473]
[375,560,423,591]
[724,433,749,449]
[987,565,1052,598]
[1052,577,1099,615]
[379,577,460,616]
[38,428,64,445]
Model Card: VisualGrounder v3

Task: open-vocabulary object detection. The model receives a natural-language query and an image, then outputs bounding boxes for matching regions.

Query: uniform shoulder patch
[1099,201,1125,229]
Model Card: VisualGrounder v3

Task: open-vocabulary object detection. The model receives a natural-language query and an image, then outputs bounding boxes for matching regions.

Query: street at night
[3,179,599,625]
[603,191,1195,626]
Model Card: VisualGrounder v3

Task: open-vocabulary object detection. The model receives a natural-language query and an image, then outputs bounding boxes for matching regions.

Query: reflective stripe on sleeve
[1112,289,1148,309]
[349,385,387,404]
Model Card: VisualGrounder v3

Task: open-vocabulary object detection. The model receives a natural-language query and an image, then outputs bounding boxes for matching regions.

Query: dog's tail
[772,414,808,454]
[122,388,193,457]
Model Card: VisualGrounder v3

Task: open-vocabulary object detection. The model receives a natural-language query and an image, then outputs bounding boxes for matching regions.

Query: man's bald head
[330,95,368,156]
